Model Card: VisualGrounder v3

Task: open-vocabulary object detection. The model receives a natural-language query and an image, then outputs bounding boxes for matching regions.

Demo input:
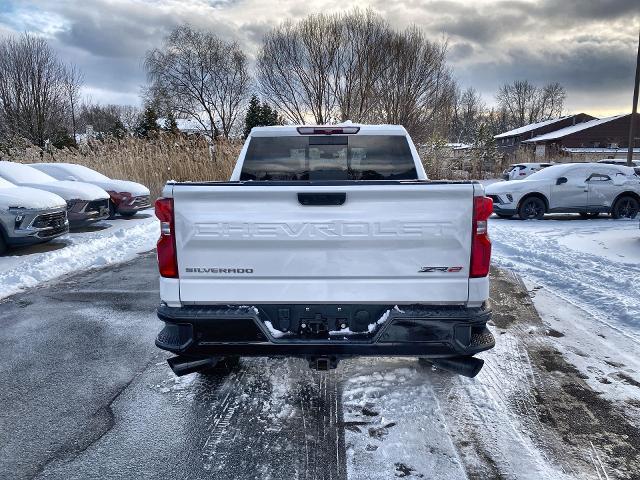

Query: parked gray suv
[487,163,640,219]
[0,177,68,254]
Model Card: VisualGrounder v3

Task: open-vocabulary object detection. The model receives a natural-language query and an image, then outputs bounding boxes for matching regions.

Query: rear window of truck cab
[240,135,418,181]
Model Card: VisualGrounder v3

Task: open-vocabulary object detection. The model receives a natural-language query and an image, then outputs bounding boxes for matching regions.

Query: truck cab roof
[249,123,409,137]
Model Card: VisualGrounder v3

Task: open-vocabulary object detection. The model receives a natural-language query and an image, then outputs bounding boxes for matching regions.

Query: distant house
[521,113,640,160]
[494,113,596,154]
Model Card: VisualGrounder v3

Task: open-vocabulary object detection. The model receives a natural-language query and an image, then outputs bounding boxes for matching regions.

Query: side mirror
[556,177,568,185]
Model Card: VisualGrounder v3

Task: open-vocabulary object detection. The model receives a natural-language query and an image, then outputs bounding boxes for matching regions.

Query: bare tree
[210,43,252,137]
[0,33,77,147]
[114,105,141,132]
[144,25,251,140]
[63,65,84,140]
[451,87,486,143]
[77,103,126,137]
[332,9,390,122]
[257,10,457,141]
[258,15,341,124]
[374,28,456,142]
[496,80,566,129]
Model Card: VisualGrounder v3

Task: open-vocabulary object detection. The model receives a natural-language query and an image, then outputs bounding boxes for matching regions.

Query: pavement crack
[28,359,154,479]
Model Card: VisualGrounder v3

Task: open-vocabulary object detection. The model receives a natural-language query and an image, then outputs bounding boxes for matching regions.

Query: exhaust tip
[427,356,484,378]
[167,356,219,376]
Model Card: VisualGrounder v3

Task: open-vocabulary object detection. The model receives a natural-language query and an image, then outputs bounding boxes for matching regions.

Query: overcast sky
[1,0,638,116]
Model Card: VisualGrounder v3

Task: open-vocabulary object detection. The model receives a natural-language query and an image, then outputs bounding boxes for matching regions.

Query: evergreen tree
[163,111,180,135]
[258,102,280,126]
[136,106,160,138]
[109,119,126,139]
[243,95,282,138]
[243,95,262,138]
[50,130,77,149]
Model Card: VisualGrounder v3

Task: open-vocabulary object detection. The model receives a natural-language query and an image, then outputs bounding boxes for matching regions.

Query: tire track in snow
[183,358,346,480]
[490,219,640,344]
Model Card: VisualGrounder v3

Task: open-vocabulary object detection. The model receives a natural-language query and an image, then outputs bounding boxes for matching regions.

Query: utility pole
[627,28,640,166]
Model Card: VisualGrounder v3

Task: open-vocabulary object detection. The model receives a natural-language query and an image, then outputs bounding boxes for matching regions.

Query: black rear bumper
[156,304,494,359]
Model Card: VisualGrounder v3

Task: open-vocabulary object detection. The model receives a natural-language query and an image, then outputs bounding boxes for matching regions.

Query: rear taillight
[155,198,178,278]
[470,196,493,278]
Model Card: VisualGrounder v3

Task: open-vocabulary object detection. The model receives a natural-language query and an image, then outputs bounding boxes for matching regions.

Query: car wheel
[579,212,600,219]
[119,211,137,218]
[518,197,546,220]
[108,201,117,219]
[496,213,514,219]
[612,196,640,219]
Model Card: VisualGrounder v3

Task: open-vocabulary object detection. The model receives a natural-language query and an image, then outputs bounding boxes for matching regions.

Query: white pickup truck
[154,124,495,377]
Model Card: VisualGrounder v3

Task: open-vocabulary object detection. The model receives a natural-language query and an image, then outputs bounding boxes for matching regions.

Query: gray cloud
[448,41,475,62]
[534,0,640,21]
[0,0,637,114]
[456,39,636,111]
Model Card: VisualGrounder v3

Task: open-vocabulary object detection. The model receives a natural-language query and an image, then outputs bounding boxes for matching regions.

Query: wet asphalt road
[0,252,346,480]
[3,253,639,479]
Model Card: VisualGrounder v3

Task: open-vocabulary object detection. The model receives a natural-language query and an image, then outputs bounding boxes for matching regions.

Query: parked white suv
[487,163,640,219]
[153,124,495,377]
[502,162,553,181]
[31,163,151,218]
[0,162,111,227]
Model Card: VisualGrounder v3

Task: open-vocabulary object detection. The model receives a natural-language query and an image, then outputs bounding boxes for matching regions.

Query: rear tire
[611,196,639,219]
[579,212,600,219]
[518,196,546,220]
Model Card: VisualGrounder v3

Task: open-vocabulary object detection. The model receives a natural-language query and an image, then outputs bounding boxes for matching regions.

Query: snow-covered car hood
[485,179,547,195]
[0,186,66,210]
[17,181,110,201]
[90,179,150,197]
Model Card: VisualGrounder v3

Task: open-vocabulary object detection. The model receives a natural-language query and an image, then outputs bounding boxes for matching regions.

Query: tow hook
[307,356,339,371]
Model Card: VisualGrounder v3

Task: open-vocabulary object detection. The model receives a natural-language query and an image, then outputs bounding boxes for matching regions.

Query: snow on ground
[343,364,469,479]
[343,355,575,480]
[0,211,158,299]
[526,280,640,411]
[490,215,640,343]
[490,213,640,419]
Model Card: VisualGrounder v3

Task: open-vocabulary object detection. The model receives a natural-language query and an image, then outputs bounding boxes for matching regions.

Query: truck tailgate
[172,183,475,304]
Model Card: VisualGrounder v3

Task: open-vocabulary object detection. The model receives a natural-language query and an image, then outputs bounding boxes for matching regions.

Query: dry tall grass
[9,134,242,199]
[419,146,511,180]
[4,134,526,197]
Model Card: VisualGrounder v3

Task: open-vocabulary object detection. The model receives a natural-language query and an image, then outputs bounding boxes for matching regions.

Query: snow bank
[490,216,640,341]
[0,212,158,299]
[526,279,640,407]
[557,227,640,263]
